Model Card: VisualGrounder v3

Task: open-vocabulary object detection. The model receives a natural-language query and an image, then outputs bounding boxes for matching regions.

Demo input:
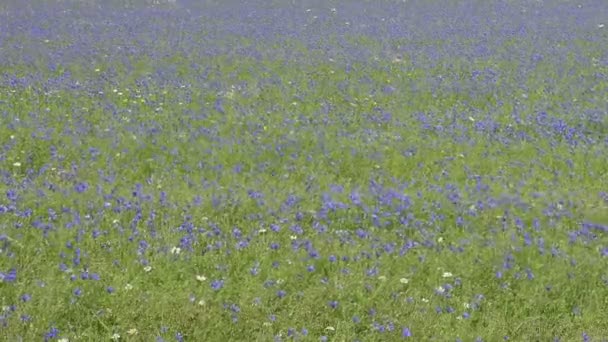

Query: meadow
[1,1,608,341]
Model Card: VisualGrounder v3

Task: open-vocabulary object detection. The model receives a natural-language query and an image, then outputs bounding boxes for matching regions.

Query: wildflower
[44,327,60,341]
[143,266,152,273]
[442,272,453,278]
[211,279,224,291]
[74,182,88,193]
[0,268,17,283]
[400,278,409,284]
[127,328,138,335]
[196,275,207,282]
[402,327,412,338]
[111,333,120,340]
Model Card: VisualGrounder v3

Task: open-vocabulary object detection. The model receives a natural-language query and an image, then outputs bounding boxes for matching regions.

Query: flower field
[1,1,608,340]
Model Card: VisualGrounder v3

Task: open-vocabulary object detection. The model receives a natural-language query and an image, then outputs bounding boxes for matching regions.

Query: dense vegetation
[1,1,607,340]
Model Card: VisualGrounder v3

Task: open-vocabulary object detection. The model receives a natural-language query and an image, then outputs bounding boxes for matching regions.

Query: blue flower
[211,279,224,291]
[0,268,17,283]
[44,326,60,341]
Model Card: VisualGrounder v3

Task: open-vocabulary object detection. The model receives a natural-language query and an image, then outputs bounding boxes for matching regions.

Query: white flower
[196,275,207,282]
[400,278,409,284]
[143,266,152,273]
[127,328,138,335]
[325,326,335,331]
[171,246,181,255]
[442,272,453,278]
[124,283,133,291]
[111,333,121,340]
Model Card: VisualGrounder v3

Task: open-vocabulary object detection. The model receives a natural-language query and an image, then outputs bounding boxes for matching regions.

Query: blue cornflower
[211,279,224,291]
[74,182,88,193]
[44,326,60,341]
[0,268,17,283]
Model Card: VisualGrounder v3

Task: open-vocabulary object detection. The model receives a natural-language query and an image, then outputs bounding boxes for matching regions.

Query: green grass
[1,28,608,342]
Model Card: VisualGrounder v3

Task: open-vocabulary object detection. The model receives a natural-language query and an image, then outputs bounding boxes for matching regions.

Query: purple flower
[44,326,60,341]
[328,300,338,309]
[211,279,224,291]
[402,327,412,338]
[0,268,17,283]
[74,182,88,193]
